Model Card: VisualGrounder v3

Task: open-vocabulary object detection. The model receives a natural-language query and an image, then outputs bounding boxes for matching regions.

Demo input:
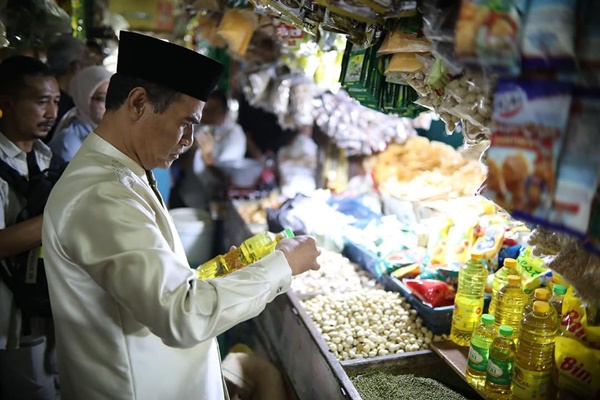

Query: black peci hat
[116,31,224,102]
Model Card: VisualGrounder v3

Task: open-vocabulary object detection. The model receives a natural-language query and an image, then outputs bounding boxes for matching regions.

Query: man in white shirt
[0,56,61,399]
[42,31,320,400]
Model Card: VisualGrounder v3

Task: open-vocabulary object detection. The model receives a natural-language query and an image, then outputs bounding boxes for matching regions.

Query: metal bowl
[215,158,264,188]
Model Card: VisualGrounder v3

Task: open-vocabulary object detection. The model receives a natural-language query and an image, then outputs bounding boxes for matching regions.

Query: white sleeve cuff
[253,250,292,303]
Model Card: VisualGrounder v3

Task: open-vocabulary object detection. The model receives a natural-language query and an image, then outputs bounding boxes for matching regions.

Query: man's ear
[126,87,149,121]
[0,95,14,114]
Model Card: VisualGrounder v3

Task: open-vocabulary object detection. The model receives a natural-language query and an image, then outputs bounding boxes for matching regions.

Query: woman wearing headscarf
[49,65,112,161]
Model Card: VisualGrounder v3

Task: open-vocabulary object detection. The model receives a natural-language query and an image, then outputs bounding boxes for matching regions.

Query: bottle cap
[499,325,514,337]
[283,228,295,238]
[470,252,484,261]
[533,301,550,313]
[504,258,517,268]
[534,288,551,301]
[481,314,495,325]
[553,284,567,295]
[507,275,521,285]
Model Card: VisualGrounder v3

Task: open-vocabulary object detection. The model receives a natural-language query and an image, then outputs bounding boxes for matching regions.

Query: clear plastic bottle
[466,314,496,389]
[522,288,551,318]
[488,258,518,317]
[511,301,559,400]
[196,228,294,279]
[495,275,528,341]
[450,252,489,346]
[549,284,567,320]
[485,325,516,400]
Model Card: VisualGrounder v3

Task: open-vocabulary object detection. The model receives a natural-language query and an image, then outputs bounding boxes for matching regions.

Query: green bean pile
[351,372,468,400]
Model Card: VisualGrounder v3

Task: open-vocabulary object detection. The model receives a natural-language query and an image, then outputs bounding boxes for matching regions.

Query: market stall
[2,0,598,399]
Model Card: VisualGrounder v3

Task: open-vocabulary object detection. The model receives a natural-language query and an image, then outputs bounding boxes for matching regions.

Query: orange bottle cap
[533,301,550,313]
[504,258,517,268]
[534,288,551,301]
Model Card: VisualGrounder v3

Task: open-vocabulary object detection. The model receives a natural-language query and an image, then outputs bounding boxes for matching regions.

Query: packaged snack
[561,287,600,348]
[455,0,522,75]
[444,217,478,267]
[377,30,431,55]
[554,336,600,399]
[550,89,600,237]
[404,279,456,308]
[217,9,259,56]
[484,79,573,220]
[384,52,429,75]
[390,263,421,280]
[354,0,391,14]
[314,0,380,25]
[266,0,304,29]
[516,247,550,296]
[472,215,506,263]
[521,0,578,71]
[426,217,452,265]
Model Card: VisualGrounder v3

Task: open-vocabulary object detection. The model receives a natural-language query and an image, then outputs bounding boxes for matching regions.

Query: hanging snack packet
[484,79,572,219]
[377,30,431,56]
[314,0,380,25]
[455,0,522,75]
[549,89,600,237]
[217,9,259,57]
[521,0,578,71]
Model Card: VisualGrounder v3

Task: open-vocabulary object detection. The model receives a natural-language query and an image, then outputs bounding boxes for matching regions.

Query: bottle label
[467,343,489,372]
[452,298,484,331]
[511,365,552,399]
[487,357,514,386]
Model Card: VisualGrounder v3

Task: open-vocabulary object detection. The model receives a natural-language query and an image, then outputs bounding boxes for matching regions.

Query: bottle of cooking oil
[485,325,516,399]
[494,275,528,340]
[196,228,295,279]
[522,288,551,318]
[488,258,518,317]
[549,284,567,319]
[511,301,558,400]
[466,314,496,389]
[450,252,489,346]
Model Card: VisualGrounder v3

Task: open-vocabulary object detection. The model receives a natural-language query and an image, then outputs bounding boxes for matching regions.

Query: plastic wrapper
[430,39,465,76]
[455,0,522,75]
[446,71,495,134]
[0,21,8,48]
[521,0,577,71]
[404,279,456,308]
[314,0,380,25]
[554,336,600,399]
[217,9,259,57]
[377,30,431,55]
[484,79,573,217]
[516,247,551,297]
[420,0,461,42]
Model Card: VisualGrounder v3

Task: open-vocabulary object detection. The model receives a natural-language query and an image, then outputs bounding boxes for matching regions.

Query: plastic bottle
[549,284,567,320]
[494,275,528,340]
[450,252,489,346]
[485,325,516,400]
[466,314,496,389]
[488,258,518,317]
[522,288,551,318]
[196,228,294,279]
[511,301,559,400]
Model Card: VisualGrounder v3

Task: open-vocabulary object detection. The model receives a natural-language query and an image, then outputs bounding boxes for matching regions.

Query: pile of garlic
[291,250,382,295]
[301,289,448,361]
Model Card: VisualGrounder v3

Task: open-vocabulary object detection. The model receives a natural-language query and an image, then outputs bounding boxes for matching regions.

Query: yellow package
[444,217,478,267]
[385,52,429,74]
[516,247,549,296]
[562,287,600,349]
[554,336,600,399]
[472,214,506,261]
[377,30,431,55]
[426,217,452,265]
[217,9,258,56]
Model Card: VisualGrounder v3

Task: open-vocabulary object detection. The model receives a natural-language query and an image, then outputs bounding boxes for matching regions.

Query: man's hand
[275,236,320,276]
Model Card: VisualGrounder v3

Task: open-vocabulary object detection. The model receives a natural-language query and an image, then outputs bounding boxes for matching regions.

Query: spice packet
[377,30,431,55]
[521,0,578,71]
[549,89,600,237]
[484,79,573,221]
[455,0,522,75]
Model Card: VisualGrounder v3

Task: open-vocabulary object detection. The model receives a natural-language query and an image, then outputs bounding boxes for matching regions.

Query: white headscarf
[55,65,113,133]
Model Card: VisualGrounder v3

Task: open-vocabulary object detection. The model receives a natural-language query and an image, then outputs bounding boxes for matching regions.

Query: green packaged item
[426,58,449,90]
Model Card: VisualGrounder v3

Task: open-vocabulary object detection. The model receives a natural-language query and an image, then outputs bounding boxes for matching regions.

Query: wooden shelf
[431,341,490,400]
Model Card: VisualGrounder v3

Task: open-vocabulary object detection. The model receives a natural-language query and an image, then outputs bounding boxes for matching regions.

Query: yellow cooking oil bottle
[488,258,518,317]
[494,275,528,341]
[196,228,294,279]
[450,252,489,346]
[485,325,516,399]
[466,314,496,389]
[511,301,559,400]
[522,288,552,318]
